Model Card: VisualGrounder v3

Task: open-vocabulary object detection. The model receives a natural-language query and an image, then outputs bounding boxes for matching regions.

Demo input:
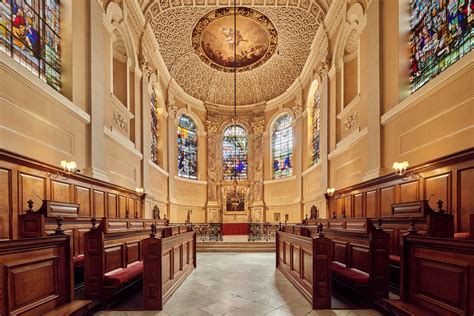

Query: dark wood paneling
[0,168,11,239]
[118,196,127,218]
[51,180,72,203]
[75,186,91,217]
[424,173,450,211]
[380,186,395,217]
[344,196,352,217]
[19,172,46,213]
[107,193,117,218]
[399,181,419,202]
[459,168,474,232]
[354,193,364,218]
[366,190,377,217]
[93,190,105,218]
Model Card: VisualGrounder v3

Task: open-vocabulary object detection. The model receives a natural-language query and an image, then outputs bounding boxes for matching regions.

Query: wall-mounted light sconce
[324,187,342,200]
[135,187,145,198]
[46,160,80,180]
[393,161,422,181]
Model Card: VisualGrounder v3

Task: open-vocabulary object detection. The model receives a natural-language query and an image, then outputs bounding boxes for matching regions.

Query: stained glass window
[272,114,293,179]
[150,89,158,164]
[223,125,248,181]
[177,115,198,179]
[312,90,321,165]
[0,0,60,90]
[409,0,472,93]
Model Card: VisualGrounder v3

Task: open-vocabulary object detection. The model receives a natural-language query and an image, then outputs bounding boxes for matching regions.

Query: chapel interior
[0,0,473,315]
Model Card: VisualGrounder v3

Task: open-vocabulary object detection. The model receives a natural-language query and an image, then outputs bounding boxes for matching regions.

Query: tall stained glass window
[312,90,321,165]
[150,89,158,164]
[409,0,472,93]
[223,125,248,181]
[177,115,198,179]
[0,0,61,91]
[272,114,293,179]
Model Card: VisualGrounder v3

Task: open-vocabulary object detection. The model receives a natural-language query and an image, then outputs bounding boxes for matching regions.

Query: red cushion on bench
[73,254,84,267]
[104,261,143,287]
[389,255,400,265]
[454,232,470,240]
[331,262,369,285]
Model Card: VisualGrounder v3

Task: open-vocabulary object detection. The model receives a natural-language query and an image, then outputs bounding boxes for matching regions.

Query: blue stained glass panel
[409,0,472,93]
[272,114,293,179]
[0,0,60,90]
[177,115,198,179]
[312,90,321,165]
[223,125,248,181]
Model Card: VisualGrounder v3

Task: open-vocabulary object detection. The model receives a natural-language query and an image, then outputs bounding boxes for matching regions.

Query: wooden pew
[303,218,390,302]
[18,200,168,287]
[143,226,197,310]
[84,218,185,304]
[385,234,474,315]
[276,226,332,309]
[0,235,90,315]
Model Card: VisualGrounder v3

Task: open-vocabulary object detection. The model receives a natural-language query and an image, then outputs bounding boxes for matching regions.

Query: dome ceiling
[146,0,328,106]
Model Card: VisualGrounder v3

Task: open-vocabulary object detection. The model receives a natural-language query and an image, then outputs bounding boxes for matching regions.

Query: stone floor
[97,253,382,316]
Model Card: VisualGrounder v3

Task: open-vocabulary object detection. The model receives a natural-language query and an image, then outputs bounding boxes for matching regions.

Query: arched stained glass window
[150,89,158,164]
[409,0,472,93]
[312,90,321,165]
[272,114,293,179]
[0,0,61,90]
[177,115,198,179]
[223,125,248,181]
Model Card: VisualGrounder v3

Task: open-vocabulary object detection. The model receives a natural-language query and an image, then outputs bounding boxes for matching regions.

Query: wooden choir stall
[0,235,90,315]
[84,217,196,310]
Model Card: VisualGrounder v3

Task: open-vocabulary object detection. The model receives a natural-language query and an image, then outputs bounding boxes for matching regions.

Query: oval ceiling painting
[192,7,278,72]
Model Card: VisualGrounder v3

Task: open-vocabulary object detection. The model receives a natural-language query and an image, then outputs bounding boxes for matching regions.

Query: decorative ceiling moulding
[146,4,322,106]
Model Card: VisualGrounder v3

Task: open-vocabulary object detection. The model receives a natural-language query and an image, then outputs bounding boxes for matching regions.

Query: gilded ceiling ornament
[191,7,278,73]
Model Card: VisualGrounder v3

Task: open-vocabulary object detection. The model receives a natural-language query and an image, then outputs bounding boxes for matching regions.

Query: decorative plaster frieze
[344,111,359,131]
[113,112,128,132]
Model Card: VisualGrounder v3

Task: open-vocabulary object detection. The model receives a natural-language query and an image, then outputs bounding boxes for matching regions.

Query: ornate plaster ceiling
[146,1,327,106]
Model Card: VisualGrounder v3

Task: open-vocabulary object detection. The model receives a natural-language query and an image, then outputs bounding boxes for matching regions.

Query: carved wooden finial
[126,210,130,219]
[332,211,336,219]
[52,216,65,235]
[91,217,97,229]
[26,199,34,213]
[376,218,384,230]
[342,210,347,219]
[436,200,445,213]
[153,205,160,220]
[150,223,157,238]
[317,223,324,236]
[407,217,418,235]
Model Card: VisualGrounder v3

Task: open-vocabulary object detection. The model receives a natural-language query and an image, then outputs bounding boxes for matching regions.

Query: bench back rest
[0,236,73,315]
[401,235,474,315]
[143,231,196,310]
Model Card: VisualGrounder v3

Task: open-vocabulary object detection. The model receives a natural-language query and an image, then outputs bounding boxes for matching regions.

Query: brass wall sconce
[46,160,80,180]
[393,161,422,181]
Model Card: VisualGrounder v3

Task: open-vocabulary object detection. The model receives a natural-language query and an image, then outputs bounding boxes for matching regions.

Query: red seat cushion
[454,232,471,240]
[104,262,143,287]
[73,254,84,267]
[389,255,400,265]
[331,262,369,285]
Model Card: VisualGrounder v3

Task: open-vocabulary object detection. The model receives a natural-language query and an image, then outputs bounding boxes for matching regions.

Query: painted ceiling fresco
[192,8,278,72]
[146,0,328,105]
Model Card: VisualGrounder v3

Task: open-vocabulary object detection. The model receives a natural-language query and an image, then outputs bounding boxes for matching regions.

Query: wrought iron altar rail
[248,223,280,241]
[191,223,223,241]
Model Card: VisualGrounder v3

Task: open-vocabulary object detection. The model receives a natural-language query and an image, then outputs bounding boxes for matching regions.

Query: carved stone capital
[250,120,265,134]
[206,121,220,133]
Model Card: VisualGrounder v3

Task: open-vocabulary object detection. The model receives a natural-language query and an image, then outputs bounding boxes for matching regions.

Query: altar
[222,223,249,235]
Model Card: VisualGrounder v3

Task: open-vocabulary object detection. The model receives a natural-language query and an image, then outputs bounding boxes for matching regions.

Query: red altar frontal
[222,223,249,235]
